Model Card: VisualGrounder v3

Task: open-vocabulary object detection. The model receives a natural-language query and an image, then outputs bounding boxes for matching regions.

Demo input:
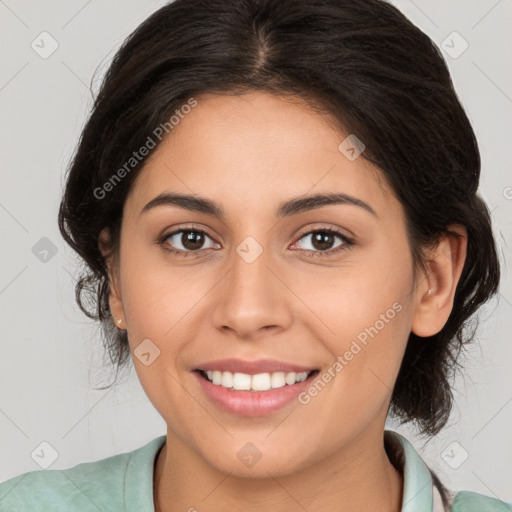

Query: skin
[100,91,467,512]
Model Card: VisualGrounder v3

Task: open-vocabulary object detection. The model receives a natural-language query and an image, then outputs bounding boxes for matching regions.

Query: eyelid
[159,223,216,239]
[293,223,354,244]
[158,223,354,257]
[290,224,354,254]
[157,225,220,254]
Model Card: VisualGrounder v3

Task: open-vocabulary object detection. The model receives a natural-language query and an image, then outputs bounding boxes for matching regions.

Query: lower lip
[193,371,318,417]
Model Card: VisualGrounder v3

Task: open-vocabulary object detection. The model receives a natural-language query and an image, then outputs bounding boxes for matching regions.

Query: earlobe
[98,228,126,330]
[411,225,467,338]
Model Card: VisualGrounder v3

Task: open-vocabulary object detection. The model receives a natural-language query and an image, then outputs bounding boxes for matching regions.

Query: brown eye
[180,231,205,250]
[161,229,220,253]
[310,231,337,251]
[293,228,353,256]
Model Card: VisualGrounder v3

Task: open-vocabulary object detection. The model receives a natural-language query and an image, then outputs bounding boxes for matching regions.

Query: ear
[98,228,125,329]
[411,225,467,337]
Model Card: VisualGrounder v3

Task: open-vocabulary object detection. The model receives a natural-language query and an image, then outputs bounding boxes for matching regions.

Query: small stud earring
[113,315,124,328]
[427,288,435,295]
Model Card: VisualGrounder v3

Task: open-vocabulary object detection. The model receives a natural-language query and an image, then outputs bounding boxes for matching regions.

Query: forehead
[126,91,392,218]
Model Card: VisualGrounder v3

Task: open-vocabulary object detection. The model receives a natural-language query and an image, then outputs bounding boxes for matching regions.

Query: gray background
[1,0,511,502]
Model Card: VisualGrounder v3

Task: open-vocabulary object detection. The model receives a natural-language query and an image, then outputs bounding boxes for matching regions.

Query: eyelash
[157,225,354,259]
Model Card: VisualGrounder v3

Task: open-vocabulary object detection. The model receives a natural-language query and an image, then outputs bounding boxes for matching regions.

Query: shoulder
[0,462,118,512]
[383,430,511,512]
[450,490,512,512]
[0,435,166,512]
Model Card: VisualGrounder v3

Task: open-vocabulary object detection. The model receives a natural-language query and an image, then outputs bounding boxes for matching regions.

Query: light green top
[0,430,510,511]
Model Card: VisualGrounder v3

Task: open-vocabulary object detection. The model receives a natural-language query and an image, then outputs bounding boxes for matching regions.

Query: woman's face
[108,91,422,477]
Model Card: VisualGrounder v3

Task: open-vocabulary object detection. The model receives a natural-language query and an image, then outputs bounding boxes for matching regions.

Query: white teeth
[201,370,311,391]
[285,372,297,385]
[271,372,286,389]
[251,373,271,391]
[295,372,308,383]
[221,371,233,388]
[233,372,252,390]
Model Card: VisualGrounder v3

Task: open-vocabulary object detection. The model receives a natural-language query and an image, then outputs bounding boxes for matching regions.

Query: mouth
[194,368,319,392]
[192,366,320,417]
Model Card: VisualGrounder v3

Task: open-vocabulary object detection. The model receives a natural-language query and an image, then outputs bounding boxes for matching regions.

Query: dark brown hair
[58,0,500,438]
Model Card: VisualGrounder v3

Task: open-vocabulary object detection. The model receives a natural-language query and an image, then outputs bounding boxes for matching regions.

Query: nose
[212,242,293,341]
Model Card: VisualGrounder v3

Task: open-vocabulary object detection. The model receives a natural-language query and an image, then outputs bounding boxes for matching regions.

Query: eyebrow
[140,191,378,219]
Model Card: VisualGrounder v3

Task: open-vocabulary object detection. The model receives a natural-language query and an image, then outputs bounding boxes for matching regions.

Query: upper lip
[195,358,317,375]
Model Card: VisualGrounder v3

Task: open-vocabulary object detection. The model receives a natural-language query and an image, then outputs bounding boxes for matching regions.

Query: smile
[197,369,314,391]
[193,368,319,417]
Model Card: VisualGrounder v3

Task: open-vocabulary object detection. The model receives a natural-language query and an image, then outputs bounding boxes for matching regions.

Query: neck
[154,427,403,512]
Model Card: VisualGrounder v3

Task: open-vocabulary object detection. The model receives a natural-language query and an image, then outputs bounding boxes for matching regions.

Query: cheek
[119,239,208,342]
[295,238,414,409]
[116,245,209,422]
[118,216,415,439]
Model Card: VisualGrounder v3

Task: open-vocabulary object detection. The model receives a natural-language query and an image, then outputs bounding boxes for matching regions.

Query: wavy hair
[58,0,500,438]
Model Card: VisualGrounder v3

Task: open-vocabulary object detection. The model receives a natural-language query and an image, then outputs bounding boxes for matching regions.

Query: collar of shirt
[386,430,439,512]
[129,431,440,512]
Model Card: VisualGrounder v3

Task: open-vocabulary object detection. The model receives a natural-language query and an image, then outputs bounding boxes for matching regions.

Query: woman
[0,0,509,511]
